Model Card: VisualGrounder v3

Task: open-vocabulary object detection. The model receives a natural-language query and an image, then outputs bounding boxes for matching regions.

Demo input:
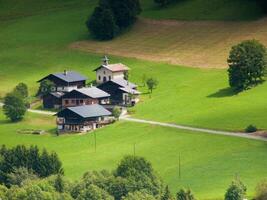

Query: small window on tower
[98,76,101,80]
[109,76,111,80]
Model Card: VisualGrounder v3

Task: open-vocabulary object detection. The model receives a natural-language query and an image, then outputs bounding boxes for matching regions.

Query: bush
[87,6,119,40]
[112,106,122,120]
[255,180,267,200]
[228,40,267,91]
[37,80,55,97]
[225,179,247,200]
[3,92,27,122]
[176,188,195,200]
[245,125,258,133]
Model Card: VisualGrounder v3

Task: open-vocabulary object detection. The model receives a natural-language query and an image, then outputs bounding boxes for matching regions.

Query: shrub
[123,191,157,200]
[6,167,38,187]
[176,188,195,200]
[112,106,122,120]
[225,179,246,200]
[228,40,267,91]
[3,92,27,122]
[255,179,267,200]
[245,125,258,133]
[146,78,158,94]
[37,80,55,97]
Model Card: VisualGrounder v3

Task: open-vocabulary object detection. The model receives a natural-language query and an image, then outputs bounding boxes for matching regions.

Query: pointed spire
[102,55,109,66]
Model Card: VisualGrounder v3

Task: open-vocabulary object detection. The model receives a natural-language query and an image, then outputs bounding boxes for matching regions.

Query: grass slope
[0,111,267,199]
[141,0,263,21]
[1,5,267,131]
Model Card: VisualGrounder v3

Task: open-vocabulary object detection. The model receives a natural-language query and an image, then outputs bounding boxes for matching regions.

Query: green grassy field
[1,3,267,131]
[141,0,263,21]
[1,111,267,199]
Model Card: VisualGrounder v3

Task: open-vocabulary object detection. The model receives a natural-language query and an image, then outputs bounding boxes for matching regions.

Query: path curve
[1,102,267,142]
[120,116,267,142]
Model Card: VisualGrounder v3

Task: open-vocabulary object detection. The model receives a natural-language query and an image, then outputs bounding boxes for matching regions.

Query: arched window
[103,77,107,82]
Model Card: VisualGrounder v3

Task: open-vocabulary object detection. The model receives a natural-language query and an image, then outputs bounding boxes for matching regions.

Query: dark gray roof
[50,92,65,98]
[53,71,87,83]
[76,87,110,98]
[111,78,137,89]
[68,104,111,118]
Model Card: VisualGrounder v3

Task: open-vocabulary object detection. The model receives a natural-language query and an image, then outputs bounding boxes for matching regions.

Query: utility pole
[179,153,181,179]
[133,143,136,156]
[94,132,97,153]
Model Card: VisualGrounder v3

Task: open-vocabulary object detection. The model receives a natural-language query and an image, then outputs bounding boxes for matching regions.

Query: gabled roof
[111,78,137,89]
[58,104,111,118]
[94,63,129,72]
[73,87,110,98]
[50,92,65,98]
[119,87,141,95]
[38,71,88,83]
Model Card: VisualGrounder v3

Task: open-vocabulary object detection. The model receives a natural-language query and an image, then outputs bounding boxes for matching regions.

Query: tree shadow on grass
[207,87,238,98]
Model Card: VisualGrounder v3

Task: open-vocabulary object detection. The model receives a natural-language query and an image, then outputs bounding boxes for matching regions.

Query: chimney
[63,70,68,75]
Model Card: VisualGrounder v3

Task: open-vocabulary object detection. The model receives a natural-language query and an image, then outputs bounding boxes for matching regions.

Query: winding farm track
[1,102,266,142]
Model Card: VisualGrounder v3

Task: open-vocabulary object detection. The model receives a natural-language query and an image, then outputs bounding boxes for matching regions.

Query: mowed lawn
[1,6,267,131]
[0,111,267,199]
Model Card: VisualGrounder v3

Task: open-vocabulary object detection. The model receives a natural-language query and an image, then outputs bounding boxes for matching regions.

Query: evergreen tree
[13,83,28,99]
[161,185,173,200]
[225,179,246,200]
[87,6,119,40]
[54,174,64,193]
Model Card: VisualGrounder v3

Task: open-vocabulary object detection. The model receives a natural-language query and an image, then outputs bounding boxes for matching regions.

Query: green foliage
[54,174,64,193]
[146,78,158,94]
[37,80,55,97]
[225,179,247,200]
[115,155,163,196]
[112,106,122,120]
[3,92,27,122]
[161,185,173,200]
[13,83,28,99]
[6,167,38,187]
[87,0,141,40]
[227,40,267,91]
[123,191,157,200]
[255,179,267,200]
[176,188,195,200]
[77,184,114,200]
[87,6,119,40]
[245,125,258,133]
[154,0,172,7]
[0,145,63,186]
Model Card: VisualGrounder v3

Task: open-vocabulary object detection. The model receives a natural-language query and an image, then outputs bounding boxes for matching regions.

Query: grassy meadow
[1,1,267,199]
[1,2,267,131]
[1,111,267,199]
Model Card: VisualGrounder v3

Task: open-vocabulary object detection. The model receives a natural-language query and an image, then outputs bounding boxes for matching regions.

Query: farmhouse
[61,87,110,108]
[97,78,140,106]
[38,70,87,92]
[56,104,112,133]
[42,91,64,109]
[94,56,129,84]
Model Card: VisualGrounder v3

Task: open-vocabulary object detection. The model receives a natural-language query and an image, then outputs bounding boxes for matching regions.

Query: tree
[255,180,267,200]
[146,78,158,94]
[87,6,119,40]
[77,184,114,200]
[161,185,173,200]
[124,71,129,81]
[37,80,55,97]
[227,40,267,91]
[123,191,156,200]
[176,188,195,200]
[13,83,28,99]
[54,174,64,193]
[225,179,246,200]
[112,106,122,120]
[3,92,27,122]
[108,0,142,28]
[6,167,38,187]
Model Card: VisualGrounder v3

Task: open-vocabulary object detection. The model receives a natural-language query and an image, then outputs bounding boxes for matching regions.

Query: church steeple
[102,55,109,66]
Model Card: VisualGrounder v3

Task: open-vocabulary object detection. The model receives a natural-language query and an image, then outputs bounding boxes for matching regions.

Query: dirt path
[71,17,267,68]
[1,102,266,141]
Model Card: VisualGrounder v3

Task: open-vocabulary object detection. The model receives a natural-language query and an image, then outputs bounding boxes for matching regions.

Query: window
[98,76,101,80]
[103,77,107,82]
[80,100,83,104]
[103,70,106,74]
[65,100,69,104]
[71,100,75,104]
[109,76,111,80]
